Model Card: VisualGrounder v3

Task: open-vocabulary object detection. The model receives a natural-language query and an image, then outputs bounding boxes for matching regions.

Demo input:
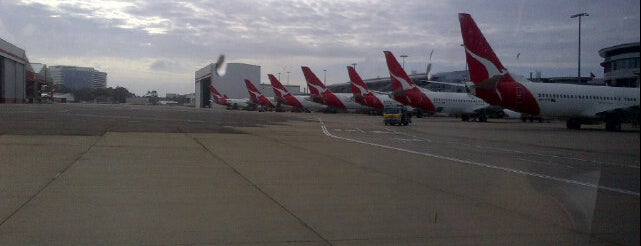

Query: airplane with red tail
[459,13,639,131]
[208,84,251,109]
[267,74,325,112]
[347,66,403,110]
[244,79,276,110]
[384,50,490,121]
[301,66,370,111]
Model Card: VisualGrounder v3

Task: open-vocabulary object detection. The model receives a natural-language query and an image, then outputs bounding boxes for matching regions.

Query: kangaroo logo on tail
[244,79,262,99]
[384,51,417,91]
[301,66,328,95]
[465,47,506,82]
[347,66,370,96]
[351,82,368,95]
[459,13,509,86]
[268,74,291,98]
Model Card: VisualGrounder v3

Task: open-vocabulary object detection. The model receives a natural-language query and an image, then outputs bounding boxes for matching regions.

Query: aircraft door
[515,86,523,104]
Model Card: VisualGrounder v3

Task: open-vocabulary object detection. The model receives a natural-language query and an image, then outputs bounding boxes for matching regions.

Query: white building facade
[195,63,260,108]
[599,42,640,88]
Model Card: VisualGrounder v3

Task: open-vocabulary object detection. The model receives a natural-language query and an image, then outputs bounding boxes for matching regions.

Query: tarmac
[0,104,639,245]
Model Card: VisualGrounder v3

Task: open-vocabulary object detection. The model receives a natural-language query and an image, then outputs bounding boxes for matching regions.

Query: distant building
[256,83,302,97]
[195,63,260,108]
[49,66,107,90]
[327,71,461,93]
[126,96,150,105]
[530,76,604,86]
[599,42,640,87]
[52,93,75,103]
[1,37,27,103]
[166,93,178,99]
[184,93,195,107]
[92,71,107,89]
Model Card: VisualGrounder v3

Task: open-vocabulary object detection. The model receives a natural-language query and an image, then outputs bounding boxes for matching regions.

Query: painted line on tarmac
[319,118,639,197]
[70,113,206,123]
[441,140,639,169]
[391,128,637,169]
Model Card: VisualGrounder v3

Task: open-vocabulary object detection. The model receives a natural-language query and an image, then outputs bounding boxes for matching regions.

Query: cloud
[149,59,188,73]
[2,0,639,95]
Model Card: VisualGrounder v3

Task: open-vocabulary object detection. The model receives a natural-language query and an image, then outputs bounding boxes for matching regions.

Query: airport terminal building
[599,42,640,87]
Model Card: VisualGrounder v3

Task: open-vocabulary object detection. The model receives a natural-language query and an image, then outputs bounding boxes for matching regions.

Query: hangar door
[199,77,211,108]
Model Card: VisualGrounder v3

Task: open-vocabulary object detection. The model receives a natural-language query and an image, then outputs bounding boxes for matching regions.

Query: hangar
[1,37,27,103]
[195,63,260,108]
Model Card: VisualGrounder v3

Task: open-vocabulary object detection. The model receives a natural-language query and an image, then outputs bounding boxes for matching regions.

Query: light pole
[571,12,589,84]
[286,71,290,85]
[400,55,408,70]
[323,69,327,83]
[460,44,468,81]
[278,72,281,81]
[352,63,357,70]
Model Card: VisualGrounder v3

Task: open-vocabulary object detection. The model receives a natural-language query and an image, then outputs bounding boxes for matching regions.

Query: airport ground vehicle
[383,106,411,126]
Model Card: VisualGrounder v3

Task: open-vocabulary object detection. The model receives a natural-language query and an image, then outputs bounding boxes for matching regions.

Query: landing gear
[461,110,486,122]
[415,109,424,118]
[605,116,622,132]
[478,113,488,122]
[566,118,581,130]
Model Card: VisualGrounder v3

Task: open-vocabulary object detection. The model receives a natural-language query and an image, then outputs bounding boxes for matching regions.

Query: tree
[70,86,134,103]
[113,86,133,103]
[73,88,95,102]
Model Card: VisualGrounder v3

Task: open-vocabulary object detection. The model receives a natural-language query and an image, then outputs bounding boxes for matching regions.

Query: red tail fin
[458,13,508,85]
[384,51,416,91]
[268,74,288,98]
[301,66,327,95]
[209,85,221,96]
[244,79,261,100]
[347,66,369,95]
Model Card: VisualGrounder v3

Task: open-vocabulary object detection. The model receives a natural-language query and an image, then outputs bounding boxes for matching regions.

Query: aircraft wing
[583,104,640,119]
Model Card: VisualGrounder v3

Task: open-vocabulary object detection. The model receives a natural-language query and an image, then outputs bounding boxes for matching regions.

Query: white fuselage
[373,92,406,108]
[293,95,326,110]
[523,82,640,118]
[422,88,488,114]
[335,93,372,110]
[226,98,251,108]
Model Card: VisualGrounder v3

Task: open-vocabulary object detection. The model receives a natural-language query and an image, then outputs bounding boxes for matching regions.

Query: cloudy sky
[1,0,639,96]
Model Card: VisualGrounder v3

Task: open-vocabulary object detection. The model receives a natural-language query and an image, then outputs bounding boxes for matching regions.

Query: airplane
[208,84,251,110]
[301,66,371,111]
[422,80,523,119]
[458,13,640,131]
[244,79,276,111]
[383,50,491,121]
[347,66,404,110]
[267,74,326,112]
